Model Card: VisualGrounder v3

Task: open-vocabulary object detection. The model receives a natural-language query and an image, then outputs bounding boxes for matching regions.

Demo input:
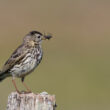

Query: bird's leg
[22,82,31,93]
[12,78,21,94]
[21,77,31,93]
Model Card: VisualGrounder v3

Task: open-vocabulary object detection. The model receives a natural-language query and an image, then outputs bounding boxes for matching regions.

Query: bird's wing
[2,44,27,73]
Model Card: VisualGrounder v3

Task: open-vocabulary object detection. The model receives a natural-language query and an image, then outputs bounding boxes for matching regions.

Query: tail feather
[0,71,9,82]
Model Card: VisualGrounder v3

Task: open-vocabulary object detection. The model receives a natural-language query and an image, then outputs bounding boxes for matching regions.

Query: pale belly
[10,58,37,77]
[10,54,42,77]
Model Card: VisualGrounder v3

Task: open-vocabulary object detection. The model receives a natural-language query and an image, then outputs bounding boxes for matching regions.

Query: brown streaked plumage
[0,31,52,93]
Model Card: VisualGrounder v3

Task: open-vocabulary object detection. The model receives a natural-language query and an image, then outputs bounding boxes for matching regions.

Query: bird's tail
[0,71,9,82]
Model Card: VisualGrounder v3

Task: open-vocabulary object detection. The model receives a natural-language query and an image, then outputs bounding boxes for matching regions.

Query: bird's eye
[38,36,40,38]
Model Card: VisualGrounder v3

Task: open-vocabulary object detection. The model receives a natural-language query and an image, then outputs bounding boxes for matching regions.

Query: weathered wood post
[6,92,56,110]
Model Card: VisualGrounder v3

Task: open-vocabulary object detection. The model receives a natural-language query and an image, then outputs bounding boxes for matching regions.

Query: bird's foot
[16,90,22,94]
[16,90,32,94]
[20,90,32,94]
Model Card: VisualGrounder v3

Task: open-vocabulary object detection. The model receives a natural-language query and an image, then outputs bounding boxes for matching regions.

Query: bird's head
[23,31,52,46]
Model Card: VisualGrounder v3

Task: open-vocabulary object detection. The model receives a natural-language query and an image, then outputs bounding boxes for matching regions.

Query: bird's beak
[42,34,52,40]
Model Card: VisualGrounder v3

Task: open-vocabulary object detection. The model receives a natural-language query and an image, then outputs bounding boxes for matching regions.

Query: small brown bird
[0,31,52,93]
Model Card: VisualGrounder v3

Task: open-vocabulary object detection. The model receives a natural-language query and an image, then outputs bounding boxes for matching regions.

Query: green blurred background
[0,0,110,110]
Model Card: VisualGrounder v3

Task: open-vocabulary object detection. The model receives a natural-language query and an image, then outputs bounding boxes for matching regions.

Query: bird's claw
[16,90,32,94]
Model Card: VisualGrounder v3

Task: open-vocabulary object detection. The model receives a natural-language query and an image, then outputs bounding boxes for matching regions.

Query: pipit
[0,31,52,93]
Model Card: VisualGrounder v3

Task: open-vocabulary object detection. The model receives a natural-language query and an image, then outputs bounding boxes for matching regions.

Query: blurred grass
[0,0,110,110]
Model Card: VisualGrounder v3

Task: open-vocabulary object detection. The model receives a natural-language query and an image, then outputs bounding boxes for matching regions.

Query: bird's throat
[29,41,35,47]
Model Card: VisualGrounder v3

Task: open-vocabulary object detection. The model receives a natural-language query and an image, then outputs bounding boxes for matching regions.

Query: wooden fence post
[6,92,56,110]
